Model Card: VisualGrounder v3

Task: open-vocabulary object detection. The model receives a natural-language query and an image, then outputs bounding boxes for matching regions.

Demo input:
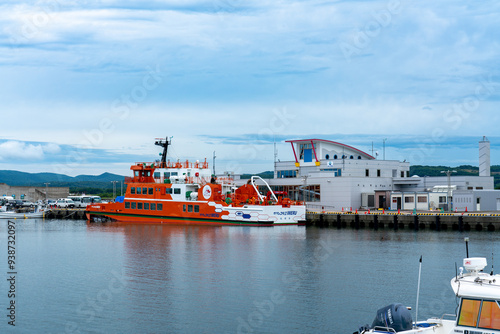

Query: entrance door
[397,197,402,210]
[378,195,385,209]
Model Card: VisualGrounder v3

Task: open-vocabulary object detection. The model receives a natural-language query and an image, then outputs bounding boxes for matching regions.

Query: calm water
[1,219,500,334]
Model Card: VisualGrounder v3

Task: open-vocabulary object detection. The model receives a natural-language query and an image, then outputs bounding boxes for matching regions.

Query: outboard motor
[371,303,413,332]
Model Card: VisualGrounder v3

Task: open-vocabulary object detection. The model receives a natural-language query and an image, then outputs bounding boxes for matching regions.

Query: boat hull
[86,201,306,226]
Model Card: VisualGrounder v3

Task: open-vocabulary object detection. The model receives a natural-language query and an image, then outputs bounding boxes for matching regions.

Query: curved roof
[285,139,375,160]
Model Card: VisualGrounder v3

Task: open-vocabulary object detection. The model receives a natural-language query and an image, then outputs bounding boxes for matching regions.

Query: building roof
[285,139,375,159]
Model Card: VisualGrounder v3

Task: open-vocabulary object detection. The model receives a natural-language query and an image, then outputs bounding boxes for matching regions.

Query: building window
[439,196,446,203]
[477,187,483,190]
[404,196,414,203]
[125,202,130,209]
[377,169,381,177]
[417,196,427,203]
[365,169,369,177]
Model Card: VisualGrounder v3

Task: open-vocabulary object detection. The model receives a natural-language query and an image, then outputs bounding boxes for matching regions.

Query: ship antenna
[464,237,469,258]
[414,255,422,328]
[155,136,171,168]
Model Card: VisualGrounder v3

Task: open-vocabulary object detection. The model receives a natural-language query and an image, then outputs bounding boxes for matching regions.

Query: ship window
[188,205,193,212]
[183,204,186,212]
[350,155,353,159]
[164,172,170,178]
[125,202,130,209]
[358,156,361,159]
[137,202,143,210]
[142,187,147,194]
[334,155,338,159]
[365,169,369,177]
[154,172,160,179]
[458,298,481,327]
[131,202,136,209]
[151,203,156,210]
[134,171,139,177]
[171,172,178,176]
[166,188,172,194]
[325,154,330,160]
[131,187,136,194]
[148,188,153,195]
[157,203,163,211]
[194,205,199,213]
[174,188,181,195]
[144,202,149,210]
[137,187,141,195]
[478,300,500,329]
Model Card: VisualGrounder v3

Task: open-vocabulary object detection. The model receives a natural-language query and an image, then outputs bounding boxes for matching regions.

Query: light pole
[383,138,387,160]
[111,181,118,199]
[44,182,50,202]
[440,170,457,212]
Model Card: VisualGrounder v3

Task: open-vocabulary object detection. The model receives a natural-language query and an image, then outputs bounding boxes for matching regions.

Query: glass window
[157,203,163,211]
[164,172,170,178]
[418,196,427,203]
[166,188,173,194]
[137,202,143,210]
[458,299,481,327]
[144,202,149,210]
[148,188,153,195]
[377,169,381,177]
[174,188,181,195]
[154,172,160,179]
[142,187,147,194]
[188,205,193,212]
[479,300,500,329]
[151,203,156,210]
[125,202,130,209]
[131,202,136,209]
[334,155,338,159]
[194,205,199,213]
[137,187,141,195]
[404,196,414,203]
[183,204,186,212]
[131,187,136,194]
[365,169,369,177]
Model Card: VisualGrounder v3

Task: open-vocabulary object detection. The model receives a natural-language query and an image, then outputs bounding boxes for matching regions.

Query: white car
[55,198,75,208]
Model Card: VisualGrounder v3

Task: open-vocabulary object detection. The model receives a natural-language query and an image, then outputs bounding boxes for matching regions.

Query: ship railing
[132,159,209,170]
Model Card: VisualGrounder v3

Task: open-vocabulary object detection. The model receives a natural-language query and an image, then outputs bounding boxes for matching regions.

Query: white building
[235,138,495,211]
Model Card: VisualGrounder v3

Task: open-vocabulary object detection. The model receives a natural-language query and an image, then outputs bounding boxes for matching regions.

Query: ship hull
[86,201,306,226]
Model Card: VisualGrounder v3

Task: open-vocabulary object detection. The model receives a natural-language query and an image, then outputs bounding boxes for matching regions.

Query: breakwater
[306,211,500,231]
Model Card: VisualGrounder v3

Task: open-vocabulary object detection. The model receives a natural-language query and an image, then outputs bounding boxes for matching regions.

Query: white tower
[479,136,490,177]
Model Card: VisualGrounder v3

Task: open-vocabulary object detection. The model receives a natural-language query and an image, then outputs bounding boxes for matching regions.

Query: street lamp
[111,181,118,199]
[440,170,457,212]
[44,183,50,202]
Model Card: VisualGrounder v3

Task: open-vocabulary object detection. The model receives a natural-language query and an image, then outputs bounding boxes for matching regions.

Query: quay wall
[306,211,500,231]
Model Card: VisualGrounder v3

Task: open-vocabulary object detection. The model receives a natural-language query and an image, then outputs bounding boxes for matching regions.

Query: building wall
[0,183,69,202]
[454,190,500,212]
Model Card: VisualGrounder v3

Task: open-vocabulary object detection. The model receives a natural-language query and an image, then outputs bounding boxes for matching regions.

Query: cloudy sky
[0,0,499,176]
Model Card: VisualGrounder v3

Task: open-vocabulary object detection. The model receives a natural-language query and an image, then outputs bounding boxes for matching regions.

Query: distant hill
[0,170,125,194]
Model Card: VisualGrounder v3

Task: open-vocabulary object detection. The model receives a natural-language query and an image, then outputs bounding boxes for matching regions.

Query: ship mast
[155,136,171,168]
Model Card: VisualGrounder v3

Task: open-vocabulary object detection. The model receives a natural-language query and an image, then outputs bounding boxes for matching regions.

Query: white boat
[0,205,49,219]
[357,257,500,333]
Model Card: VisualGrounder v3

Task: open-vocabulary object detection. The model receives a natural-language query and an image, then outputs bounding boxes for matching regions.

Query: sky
[0,0,499,176]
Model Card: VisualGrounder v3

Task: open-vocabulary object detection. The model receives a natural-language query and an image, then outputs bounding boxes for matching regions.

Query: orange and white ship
[86,137,306,226]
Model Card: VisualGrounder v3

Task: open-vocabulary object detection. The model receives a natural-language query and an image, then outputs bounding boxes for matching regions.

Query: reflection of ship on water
[84,222,307,332]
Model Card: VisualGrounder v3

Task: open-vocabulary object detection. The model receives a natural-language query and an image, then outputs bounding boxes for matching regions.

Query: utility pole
[440,169,457,212]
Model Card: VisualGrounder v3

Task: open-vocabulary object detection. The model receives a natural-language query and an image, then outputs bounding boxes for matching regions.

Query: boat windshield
[458,298,500,330]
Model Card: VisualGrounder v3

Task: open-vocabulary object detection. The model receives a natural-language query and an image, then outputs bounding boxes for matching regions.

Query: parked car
[55,198,75,208]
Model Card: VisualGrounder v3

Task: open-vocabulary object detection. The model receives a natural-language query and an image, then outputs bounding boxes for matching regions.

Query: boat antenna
[155,136,172,168]
[414,255,422,328]
[464,237,469,258]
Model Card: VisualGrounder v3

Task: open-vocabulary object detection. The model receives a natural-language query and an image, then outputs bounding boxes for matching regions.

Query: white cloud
[0,141,44,160]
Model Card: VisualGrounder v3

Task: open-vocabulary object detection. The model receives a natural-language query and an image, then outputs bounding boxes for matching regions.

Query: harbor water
[2,219,500,333]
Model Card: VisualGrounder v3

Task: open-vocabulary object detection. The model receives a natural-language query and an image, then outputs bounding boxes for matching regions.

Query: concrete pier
[306,211,500,231]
